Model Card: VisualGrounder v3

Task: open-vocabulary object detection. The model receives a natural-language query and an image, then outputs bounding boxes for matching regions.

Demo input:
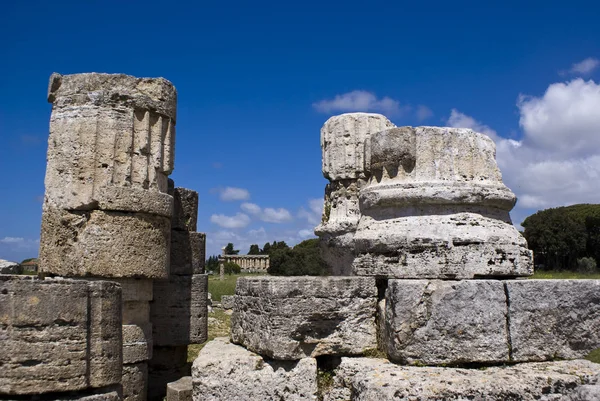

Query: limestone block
[122,363,148,401]
[123,324,153,364]
[0,259,22,274]
[0,276,122,395]
[12,388,122,401]
[192,338,318,401]
[507,280,600,362]
[384,279,510,365]
[171,231,206,276]
[353,126,533,279]
[321,113,395,181]
[220,295,235,309]
[230,276,378,360]
[148,346,189,401]
[39,208,170,279]
[123,301,150,326]
[44,73,176,211]
[171,185,199,232]
[117,279,154,302]
[324,358,600,401]
[167,376,192,401]
[151,274,208,346]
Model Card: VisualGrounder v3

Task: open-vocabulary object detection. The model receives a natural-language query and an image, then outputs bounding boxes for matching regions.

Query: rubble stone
[353,126,533,279]
[220,295,235,309]
[384,279,510,365]
[192,338,317,401]
[507,279,600,362]
[0,276,122,394]
[231,276,378,360]
[324,357,600,401]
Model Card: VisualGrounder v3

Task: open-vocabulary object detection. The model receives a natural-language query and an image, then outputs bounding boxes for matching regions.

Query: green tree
[248,244,260,255]
[224,261,241,275]
[261,242,271,254]
[267,238,326,276]
[522,204,600,270]
[205,255,220,272]
[223,242,239,255]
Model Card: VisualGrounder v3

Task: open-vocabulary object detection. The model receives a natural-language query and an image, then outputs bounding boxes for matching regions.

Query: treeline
[205,239,327,276]
[522,204,600,271]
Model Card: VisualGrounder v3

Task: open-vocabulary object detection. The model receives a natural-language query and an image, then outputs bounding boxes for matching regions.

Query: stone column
[352,126,533,279]
[315,113,396,275]
[219,249,226,281]
[39,72,177,401]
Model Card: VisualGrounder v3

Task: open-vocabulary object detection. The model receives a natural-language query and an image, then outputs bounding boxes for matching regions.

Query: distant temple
[219,254,269,272]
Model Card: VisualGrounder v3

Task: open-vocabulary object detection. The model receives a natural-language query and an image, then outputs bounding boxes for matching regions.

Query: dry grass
[187,309,232,363]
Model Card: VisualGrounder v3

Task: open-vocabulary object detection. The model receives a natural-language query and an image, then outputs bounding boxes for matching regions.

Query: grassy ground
[530,270,600,279]
[208,272,266,301]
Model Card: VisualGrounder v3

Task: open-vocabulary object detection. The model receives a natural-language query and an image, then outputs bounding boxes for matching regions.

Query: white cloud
[241,202,261,215]
[211,187,250,201]
[416,105,434,121]
[517,79,600,157]
[313,90,407,116]
[210,213,251,228]
[298,229,315,239]
[0,237,25,244]
[447,109,498,141]
[261,208,293,223]
[240,203,293,223]
[298,198,324,226]
[449,79,600,218]
[570,58,600,75]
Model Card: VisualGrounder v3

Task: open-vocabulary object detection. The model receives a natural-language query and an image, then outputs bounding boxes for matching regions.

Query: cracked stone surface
[324,357,600,401]
[192,337,317,401]
[230,276,378,360]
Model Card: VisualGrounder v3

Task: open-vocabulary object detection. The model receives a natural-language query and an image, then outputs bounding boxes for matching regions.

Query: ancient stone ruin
[219,254,270,273]
[0,73,207,401]
[1,75,599,400]
[191,113,600,400]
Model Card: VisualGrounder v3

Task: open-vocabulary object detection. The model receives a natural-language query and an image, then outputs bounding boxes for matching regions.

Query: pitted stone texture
[167,376,192,401]
[507,280,600,362]
[321,113,395,181]
[44,73,176,212]
[40,208,170,279]
[170,231,206,275]
[0,276,122,395]
[231,276,377,360]
[151,274,208,346]
[384,279,510,365]
[6,388,123,400]
[123,362,148,401]
[323,358,600,401]
[192,338,317,401]
[220,295,235,309]
[353,126,533,279]
[170,184,199,232]
[123,324,153,364]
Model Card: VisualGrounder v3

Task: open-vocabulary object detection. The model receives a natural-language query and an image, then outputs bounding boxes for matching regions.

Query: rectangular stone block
[123,301,150,325]
[324,358,600,401]
[0,276,122,395]
[122,362,148,401]
[506,279,600,362]
[171,186,198,232]
[123,323,153,364]
[151,274,208,346]
[230,276,378,360]
[170,231,205,275]
[384,279,510,365]
[167,376,192,401]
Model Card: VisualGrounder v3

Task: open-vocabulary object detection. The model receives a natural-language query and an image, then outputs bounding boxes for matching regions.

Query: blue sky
[1,0,599,262]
